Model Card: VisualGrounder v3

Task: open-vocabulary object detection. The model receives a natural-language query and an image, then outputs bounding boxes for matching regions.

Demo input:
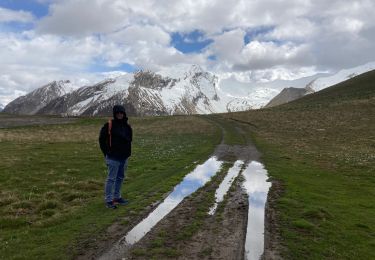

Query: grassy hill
[223,70,375,259]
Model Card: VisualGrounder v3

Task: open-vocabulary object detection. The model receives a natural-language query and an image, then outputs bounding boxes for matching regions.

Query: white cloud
[108,25,171,46]
[0,31,103,69]
[239,41,312,70]
[2,0,375,105]
[0,7,35,23]
[264,19,317,41]
[0,31,107,105]
[206,28,312,71]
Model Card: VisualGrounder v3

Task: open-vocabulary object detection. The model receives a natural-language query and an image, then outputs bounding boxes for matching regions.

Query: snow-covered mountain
[3,62,375,116]
[37,65,258,115]
[308,62,375,91]
[34,65,260,116]
[0,104,3,112]
[3,80,75,115]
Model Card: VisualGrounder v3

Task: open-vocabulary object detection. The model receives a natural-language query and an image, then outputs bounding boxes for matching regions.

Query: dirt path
[78,115,281,260]
[105,116,262,259]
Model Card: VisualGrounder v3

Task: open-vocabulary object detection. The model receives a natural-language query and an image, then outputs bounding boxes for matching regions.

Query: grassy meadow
[0,115,220,259]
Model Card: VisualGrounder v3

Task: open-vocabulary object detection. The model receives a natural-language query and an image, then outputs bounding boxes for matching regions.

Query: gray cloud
[37,0,127,35]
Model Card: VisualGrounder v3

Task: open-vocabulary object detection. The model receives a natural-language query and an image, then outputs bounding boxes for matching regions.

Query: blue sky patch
[244,26,275,44]
[0,0,49,18]
[171,30,213,53]
[0,21,34,33]
[88,60,138,73]
[207,55,217,61]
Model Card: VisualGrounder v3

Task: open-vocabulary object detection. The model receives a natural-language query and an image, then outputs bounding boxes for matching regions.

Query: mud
[124,166,248,260]
[263,180,284,260]
[175,176,249,260]
[74,200,164,260]
[74,116,281,259]
[213,143,260,162]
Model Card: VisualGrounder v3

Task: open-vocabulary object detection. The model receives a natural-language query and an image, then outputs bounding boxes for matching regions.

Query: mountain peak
[4,62,375,116]
[3,80,73,115]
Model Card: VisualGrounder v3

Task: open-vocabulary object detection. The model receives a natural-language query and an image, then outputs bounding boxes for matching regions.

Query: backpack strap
[108,119,112,148]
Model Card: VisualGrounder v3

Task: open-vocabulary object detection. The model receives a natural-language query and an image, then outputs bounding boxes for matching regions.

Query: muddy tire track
[125,166,248,260]
[85,115,280,260]
[175,176,248,260]
[120,116,263,259]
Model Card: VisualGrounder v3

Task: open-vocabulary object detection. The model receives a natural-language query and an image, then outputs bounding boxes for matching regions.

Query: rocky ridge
[265,86,315,108]
[3,62,375,116]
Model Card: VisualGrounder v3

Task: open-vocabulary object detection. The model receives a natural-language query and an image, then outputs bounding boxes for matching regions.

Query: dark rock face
[131,71,177,90]
[265,86,314,108]
[3,80,70,115]
[35,76,177,117]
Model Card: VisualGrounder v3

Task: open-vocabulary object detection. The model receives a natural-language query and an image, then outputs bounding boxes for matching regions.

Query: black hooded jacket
[99,106,132,161]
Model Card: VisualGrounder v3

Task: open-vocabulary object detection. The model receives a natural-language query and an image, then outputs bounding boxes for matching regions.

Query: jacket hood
[113,105,127,119]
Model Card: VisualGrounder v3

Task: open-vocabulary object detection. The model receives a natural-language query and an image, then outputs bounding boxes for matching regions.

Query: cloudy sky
[1,0,374,105]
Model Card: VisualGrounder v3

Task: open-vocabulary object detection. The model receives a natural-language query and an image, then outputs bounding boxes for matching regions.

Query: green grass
[222,70,375,259]
[0,115,221,259]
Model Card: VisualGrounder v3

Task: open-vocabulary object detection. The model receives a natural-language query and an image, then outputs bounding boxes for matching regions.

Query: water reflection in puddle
[208,160,244,215]
[124,157,223,245]
[242,161,271,260]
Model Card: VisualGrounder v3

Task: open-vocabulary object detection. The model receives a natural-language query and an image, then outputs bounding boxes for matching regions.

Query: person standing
[99,105,132,209]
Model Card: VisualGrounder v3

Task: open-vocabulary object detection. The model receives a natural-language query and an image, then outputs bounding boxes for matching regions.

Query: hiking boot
[105,201,117,209]
[113,198,129,206]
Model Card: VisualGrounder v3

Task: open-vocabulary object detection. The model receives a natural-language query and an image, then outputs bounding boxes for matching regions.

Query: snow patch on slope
[309,62,375,91]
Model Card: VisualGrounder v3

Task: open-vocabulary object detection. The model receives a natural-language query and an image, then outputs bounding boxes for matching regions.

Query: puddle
[124,156,223,245]
[208,160,244,215]
[242,161,271,260]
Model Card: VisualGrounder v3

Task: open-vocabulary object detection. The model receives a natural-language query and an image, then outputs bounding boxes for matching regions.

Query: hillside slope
[223,70,375,259]
[282,69,375,107]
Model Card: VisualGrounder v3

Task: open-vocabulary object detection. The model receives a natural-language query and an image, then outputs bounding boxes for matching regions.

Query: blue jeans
[105,157,128,203]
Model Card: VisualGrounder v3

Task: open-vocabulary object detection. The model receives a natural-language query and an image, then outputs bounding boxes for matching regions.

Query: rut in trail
[97,116,271,260]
